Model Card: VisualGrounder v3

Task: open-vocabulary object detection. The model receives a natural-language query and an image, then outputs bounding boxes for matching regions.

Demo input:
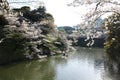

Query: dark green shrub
[23,6,46,22]
[0,32,29,64]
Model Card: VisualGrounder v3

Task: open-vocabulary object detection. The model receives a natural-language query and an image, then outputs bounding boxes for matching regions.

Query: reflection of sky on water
[54,48,106,80]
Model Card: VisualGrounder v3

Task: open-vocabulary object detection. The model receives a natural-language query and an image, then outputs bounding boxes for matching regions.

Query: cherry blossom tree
[67,0,120,27]
[67,0,120,47]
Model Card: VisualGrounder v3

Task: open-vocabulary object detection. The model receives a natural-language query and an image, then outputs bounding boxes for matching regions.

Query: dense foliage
[103,13,120,61]
[23,6,46,22]
[0,32,28,64]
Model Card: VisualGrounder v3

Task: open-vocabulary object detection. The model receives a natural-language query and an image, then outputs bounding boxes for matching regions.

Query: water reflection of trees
[104,54,120,80]
[80,48,120,80]
[77,48,120,80]
[0,59,55,80]
[75,48,106,70]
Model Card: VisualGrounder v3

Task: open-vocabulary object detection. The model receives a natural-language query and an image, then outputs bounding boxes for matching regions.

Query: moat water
[0,47,119,80]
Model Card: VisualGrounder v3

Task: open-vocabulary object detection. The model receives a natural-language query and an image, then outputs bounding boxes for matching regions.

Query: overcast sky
[8,0,88,26]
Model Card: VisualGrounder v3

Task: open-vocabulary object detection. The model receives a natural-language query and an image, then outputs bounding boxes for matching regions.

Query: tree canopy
[23,6,46,22]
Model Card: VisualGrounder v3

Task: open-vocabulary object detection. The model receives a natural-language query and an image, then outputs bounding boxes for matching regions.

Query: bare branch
[95,2,101,11]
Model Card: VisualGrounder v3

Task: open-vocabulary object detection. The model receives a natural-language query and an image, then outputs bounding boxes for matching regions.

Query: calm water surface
[0,47,118,80]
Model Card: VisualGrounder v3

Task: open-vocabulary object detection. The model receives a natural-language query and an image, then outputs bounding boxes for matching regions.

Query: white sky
[46,0,83,26]
[8,0,87,26]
